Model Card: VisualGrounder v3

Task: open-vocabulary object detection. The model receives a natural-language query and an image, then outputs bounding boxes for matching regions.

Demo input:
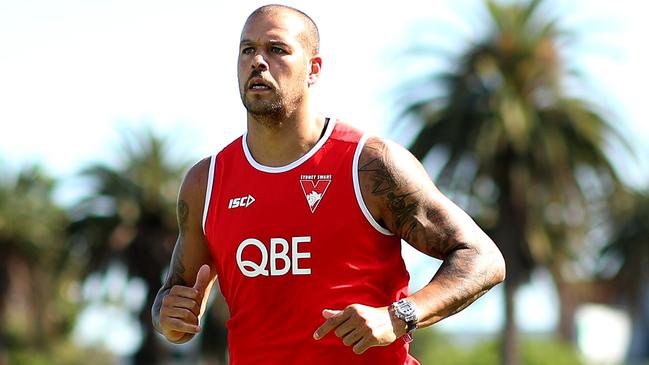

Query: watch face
[397,300,415,317]
[401,303,415,316]
[394,299,418,333]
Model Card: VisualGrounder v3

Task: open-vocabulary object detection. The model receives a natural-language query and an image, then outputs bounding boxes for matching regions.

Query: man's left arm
[314,136,506,354]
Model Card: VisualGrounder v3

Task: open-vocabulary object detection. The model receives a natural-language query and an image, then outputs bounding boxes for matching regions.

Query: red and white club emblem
[299,174,332,213]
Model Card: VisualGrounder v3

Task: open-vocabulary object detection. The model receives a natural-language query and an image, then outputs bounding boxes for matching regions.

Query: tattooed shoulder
[358,138,422,238]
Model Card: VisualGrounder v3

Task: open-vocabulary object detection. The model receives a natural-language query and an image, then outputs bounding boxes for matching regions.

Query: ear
[307,56,322,87]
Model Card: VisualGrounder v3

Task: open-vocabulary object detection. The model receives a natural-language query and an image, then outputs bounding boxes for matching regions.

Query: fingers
[162,317,201,334]
[352,337,372,355]
[169,285,201,300]
[342,328,364,347]
[322,309,341,319]
[162,293,201,316]
[334,317,356,338]
[160,299,201,336]
[313,309,348,339]
[165,306,199,324]
[193,264,211,293]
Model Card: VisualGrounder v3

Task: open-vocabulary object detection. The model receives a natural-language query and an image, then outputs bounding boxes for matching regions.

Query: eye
[270,46,286,54]
[241,47,255,55]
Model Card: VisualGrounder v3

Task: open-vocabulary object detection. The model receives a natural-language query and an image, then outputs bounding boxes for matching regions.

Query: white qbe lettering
[236,236,312,277]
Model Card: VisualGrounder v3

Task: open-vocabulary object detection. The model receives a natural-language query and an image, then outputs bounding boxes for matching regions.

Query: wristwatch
[391,299,418,342]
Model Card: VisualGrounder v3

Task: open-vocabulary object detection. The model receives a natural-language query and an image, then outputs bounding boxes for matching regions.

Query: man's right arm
[151,157,217,344]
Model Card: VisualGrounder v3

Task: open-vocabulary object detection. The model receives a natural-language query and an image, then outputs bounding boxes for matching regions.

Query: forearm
[356,138,505,328]
[407,244,505,328]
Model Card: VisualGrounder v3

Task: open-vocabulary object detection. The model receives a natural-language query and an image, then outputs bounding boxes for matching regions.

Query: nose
[252,54,268,71]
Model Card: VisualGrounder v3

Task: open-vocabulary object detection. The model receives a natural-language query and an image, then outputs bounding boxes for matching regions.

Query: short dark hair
[247,4,320,56]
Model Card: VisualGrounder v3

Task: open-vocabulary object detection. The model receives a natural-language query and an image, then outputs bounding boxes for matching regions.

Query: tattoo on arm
[152,199,190,331]
[359,143,419,232]
[359,139,504,327]
[359,140,462,259]
[167,199,189,287]
[178,199,189,237]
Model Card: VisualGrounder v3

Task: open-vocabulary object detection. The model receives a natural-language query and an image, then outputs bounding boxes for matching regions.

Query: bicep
[164,159,216,288]
[358,138,486,259]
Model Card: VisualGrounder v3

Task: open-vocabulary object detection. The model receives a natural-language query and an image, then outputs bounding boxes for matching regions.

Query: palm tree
[602,189,649,362]
[67,127,190,363]
[0,163,69,357]
[395,0,625,363]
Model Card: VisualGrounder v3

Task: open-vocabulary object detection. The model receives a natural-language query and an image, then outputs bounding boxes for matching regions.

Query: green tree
[67,127,190,363]
[396,0,624,363]
[0,163,72,360]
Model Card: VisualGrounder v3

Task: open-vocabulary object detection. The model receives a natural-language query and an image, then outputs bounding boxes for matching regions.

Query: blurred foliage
[0,162,77,362]
[396,0,630,363]
[410,329,583,365]
[398,0,625,284]
[0,164,68,265]
[603,189,649,294]
[66,126,190,363]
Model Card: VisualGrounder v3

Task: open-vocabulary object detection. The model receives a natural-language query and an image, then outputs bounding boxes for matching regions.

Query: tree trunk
[494,161,532,365]
[29,267,50,349]
[502,277,520,365]
[551,266,578,342]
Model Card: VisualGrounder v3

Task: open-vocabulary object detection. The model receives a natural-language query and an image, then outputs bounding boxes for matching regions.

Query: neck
[245,106,328,167]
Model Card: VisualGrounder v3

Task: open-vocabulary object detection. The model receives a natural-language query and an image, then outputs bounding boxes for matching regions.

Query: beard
[239,85,304,124]
[240,90,286,116]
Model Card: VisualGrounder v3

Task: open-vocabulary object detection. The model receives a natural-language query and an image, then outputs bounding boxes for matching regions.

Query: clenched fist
[158,264,211,342]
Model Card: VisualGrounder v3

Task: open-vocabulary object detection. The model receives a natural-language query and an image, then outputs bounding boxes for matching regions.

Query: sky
[2,0,646,190]
[1,0,648,352]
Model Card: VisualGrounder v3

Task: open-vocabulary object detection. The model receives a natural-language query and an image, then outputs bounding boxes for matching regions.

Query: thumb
[322,309,341,319]
[193,264,211,294]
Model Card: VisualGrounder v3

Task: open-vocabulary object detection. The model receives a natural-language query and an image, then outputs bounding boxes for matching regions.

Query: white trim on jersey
[202,155,216,235]
[241,118,337,173]
[352,134,394,236]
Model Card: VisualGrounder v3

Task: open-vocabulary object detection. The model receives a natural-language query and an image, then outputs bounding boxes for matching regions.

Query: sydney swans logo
[299,174,332,213]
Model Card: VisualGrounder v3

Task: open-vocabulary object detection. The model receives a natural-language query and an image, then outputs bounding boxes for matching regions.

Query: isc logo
[228,194,255,209]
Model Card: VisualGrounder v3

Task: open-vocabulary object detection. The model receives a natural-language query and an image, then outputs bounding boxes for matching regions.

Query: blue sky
[1,0,647,343]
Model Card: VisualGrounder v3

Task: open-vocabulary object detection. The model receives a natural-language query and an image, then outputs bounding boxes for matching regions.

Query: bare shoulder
[357,136,430,196]
[357,136,435,234]
[176,156,214,235]
[180,157,213,198]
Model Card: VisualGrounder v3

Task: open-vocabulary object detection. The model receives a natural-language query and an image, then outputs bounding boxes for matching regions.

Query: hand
[313,304,407,355]
[158,264,211,342]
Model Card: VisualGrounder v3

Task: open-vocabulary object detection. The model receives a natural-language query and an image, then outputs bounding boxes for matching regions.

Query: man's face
[237,12,312,117]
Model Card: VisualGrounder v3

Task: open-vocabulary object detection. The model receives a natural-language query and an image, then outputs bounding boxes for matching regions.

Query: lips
[247,77,273,91]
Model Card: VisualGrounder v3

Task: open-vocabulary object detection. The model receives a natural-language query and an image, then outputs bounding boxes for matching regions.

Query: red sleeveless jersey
[202,119,420,365]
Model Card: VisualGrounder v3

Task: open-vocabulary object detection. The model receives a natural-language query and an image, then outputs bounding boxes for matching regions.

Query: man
[152,4,505,364]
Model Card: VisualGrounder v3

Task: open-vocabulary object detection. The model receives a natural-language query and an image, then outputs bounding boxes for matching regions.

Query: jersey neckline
[241,118,336,174]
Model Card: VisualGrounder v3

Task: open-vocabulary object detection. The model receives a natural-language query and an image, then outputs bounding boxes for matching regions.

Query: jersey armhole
[202,155,216,235]
[352,134,394,236]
